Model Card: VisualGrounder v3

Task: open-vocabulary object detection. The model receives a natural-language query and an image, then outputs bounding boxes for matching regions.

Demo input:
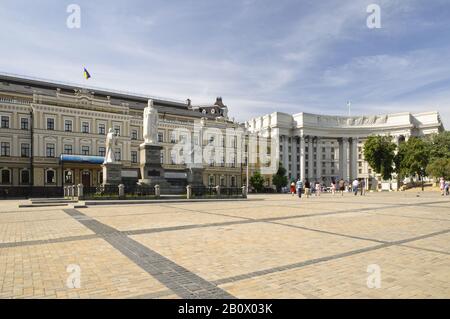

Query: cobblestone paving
[0,192,449,298]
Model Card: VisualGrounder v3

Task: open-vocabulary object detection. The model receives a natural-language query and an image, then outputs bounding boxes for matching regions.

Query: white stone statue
[143,99,158,145]
[104,128,118,163]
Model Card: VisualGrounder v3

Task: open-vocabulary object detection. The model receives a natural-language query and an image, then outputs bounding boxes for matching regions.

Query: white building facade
[246,111,444,189]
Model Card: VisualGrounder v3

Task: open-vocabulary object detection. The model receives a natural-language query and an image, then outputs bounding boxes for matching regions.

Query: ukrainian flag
[83,68,91,80]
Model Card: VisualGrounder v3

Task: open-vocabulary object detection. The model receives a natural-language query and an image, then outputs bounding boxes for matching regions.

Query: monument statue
[104,128,118,163]
[143,99,158,145]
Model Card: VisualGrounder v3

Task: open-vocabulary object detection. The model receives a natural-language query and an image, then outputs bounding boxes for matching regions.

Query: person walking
[445,180,449,196]
[315,181,321,197]
[290,181,296,196]
[439,177,445,196]
[352,178,359,196]
[331,180,336,195]
[296,179,303,198]
[339,179,345,196]
[304,179,311,198]
[360,178,366,196]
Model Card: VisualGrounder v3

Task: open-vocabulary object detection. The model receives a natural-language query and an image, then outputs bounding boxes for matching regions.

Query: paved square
[0,192,449,299]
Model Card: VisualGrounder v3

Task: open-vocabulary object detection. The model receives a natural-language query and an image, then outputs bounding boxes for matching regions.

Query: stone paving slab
[0,192,449,299]
[0,238,169,299]
[219,245,450,299]
[131,222,376,282]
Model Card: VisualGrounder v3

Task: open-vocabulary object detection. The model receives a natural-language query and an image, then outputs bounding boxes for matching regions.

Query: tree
[249,171,265,193]
[427,131,450,160]
[399,137,430,191]
[272,163,288,192]
[426,158,450,180]
[363,135,397,180]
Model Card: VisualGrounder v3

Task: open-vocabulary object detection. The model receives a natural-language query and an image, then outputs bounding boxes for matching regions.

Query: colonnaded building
[0,74,445,196]
[0,74,245,197]
[245,110,444,189]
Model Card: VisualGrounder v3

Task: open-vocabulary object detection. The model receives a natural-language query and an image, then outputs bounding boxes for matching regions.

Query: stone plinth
[138,143,170,188]
[186,166,204,187]
[102,162,123,186]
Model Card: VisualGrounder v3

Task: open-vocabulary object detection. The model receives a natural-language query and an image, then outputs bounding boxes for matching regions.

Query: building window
[114,125,121,136]
[114,149,121,161]
[1,169,11,185]
[47,118,55,130]
[170,131,176,143]
[21,118,29,130]
[21,143,30,157]
[158,132,164,143]
[209,175,215,186]
[99,147,106,157]
[1,116,10,128]
[64,120,73,132]
[131,151,138,163]
[131,130,138,140]
[46,170,56,184]
[98,123,106,135]
[231,176,236,187]
[64,145,73,155]
[359,169,363,174]
[20,169,30,185]
[82,122,90,133]
[46,144,55,158]
[1,142,10,156]
[81,146,90,155]
[220,176,225,187]
[64,170,73,184]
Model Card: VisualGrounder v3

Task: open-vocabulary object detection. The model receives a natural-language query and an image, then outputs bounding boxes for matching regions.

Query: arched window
[1,169,11,185]
[64,170,73,184]
[208,175,215,187]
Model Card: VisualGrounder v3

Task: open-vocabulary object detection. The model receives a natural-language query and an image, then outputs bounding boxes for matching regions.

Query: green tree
[399,137,430,191]
[249,171,265,193]
[272,163,288,192]
[427,131,450,160]
[426,158,450,180]
[363,135,397,180]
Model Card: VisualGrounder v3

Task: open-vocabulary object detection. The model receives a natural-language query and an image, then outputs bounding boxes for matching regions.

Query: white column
[300,136,306,181]
[282,135,288,175]
[316,137,322,181]
[308,136,314,180]
[340,138,349,181]
[350,137,358,180]
[291,136,297,179]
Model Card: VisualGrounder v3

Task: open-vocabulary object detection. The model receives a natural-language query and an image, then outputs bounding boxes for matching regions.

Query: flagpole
[347,101,351,117]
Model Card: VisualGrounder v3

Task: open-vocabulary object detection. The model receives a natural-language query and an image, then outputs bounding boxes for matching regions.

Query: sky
[0,0,449,127]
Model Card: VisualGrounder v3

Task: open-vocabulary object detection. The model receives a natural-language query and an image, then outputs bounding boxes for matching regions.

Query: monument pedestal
[186,165,204,187]
[102,162,123,186]
[138,143,170,188]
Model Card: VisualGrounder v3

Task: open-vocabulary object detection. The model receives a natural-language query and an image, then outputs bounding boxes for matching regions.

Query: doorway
[81,170,91,187]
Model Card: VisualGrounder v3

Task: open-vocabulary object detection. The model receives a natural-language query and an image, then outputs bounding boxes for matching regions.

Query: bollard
[64,186,68,198]
[241,186,247,199]
[118,184,125,199]
[215,185,221,198]
[77,184,84,200]
[155,185,160,199]
[186,185,192,199]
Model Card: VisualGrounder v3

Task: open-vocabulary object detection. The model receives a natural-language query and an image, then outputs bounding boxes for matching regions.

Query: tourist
[445,180,449,196]
[290,181,296,196]
[331,180,336,195]
[339,179,345,196]
[304,179,311,198]
[296,179,303,198]
[439,177,445,196]
[352,178,359,196]
[360,178,366,196]
[315,181,321,196]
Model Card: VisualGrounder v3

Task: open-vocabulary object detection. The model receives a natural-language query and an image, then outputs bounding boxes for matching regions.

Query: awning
[60,154,105,165]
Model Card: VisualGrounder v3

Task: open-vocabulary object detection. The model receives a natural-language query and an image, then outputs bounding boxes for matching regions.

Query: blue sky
[0,0,449,126]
